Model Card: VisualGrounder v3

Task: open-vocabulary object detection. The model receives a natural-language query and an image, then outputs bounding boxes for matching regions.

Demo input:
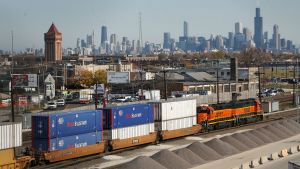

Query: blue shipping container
[102,104,154,129]
[33,131,102,152]
[32,110,102,139]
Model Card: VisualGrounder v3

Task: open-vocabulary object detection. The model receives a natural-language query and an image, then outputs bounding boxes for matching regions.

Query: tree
[78,70,94,87]
[238,48,272,67]
[94,70,107,85]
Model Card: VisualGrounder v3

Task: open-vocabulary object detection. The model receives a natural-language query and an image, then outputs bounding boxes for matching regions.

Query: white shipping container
[108,123,155,140]
[271,101,279,112]
[0,122,22,150]
[161,116,196,131]
[152,99,197,121]
[262,101,279,113]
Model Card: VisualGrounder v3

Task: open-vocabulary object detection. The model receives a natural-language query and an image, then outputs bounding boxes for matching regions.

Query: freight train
[0,98,262,168]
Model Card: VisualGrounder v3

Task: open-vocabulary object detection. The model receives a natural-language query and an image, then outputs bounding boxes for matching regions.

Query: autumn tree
[238,48,272,67]
[93,70,107,86]
[78,70,94,87]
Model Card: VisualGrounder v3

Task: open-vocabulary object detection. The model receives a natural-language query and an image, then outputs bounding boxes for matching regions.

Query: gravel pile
[204,138,240,156]
[118,119,300,169]
[120,156,167,169]
[272,123,295,136]
[257,128,281,141]
[281,120,300,133]
[187,141,222,161]
[173,148,206,165]
[151,149,192,169]
[231,133,258,148]
[242,132,265,146]
[220,135,249,151]
[263,125,286,139]
[287,119,300,126]
[248,130,273,143]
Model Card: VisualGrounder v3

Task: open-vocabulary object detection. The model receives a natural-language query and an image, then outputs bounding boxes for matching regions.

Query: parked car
[43,101,57,110]
[56,99,65,107]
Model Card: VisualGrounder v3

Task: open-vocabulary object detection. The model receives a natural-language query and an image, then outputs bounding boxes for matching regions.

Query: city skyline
[0,0,299,51]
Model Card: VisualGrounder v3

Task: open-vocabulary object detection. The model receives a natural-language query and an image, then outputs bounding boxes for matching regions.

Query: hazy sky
[0,0,299,50]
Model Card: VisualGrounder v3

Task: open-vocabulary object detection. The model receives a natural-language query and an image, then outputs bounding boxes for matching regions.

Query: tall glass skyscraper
[101,26,108,44]
[183,21,188,37]
[254,8,263,48]
[163,32,171,49]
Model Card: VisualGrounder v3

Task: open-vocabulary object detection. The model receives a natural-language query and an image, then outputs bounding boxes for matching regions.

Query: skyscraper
[163,32,171,49]
[86,34,93,47]
[235,22,243,34]
[273,24,280,50]
[183,21,188,37]
[101,26,108,44]
[243,28,251,42]
[228,32,234,49]
[44,23,62,62]
[254,8,263,48]
[110,34,117,45]
[76,38,81,48]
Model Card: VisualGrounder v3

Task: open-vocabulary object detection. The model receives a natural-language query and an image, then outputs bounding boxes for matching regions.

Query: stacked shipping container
[151,99,197,131]
[102,104,155,140]
[32,110,103,152]
[0,123,22,150]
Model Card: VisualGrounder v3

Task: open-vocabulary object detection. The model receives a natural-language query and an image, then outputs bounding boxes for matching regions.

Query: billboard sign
[107,72,130,84]
[94,84,105,94]
[12,74,37,87]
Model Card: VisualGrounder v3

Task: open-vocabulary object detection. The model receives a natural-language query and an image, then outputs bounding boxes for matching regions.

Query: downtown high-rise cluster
[10,7,297,57]
[163,7,296,54]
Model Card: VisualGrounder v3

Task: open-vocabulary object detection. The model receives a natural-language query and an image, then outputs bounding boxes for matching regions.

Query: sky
[0,0,299,51]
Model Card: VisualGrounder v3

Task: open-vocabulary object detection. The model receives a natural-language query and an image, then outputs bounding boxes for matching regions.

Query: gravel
[248,130,273,143]
[272,123,295,136]
[151,149,192,169]
[242,132,265,146]
[231,133,258,148]
[187,141,223,161]
[281,120,300,133]
[204,138,240,156]
[263,125,286,139]
[220,135,249,151]
[119,156,167,169]
[257,127,281,141]
[173,148,206,165]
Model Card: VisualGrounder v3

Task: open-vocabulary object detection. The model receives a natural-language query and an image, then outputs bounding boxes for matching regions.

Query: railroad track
[30,107,300,169]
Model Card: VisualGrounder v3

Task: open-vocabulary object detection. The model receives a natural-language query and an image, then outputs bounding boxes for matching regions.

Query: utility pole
[38,69,41,109]
[139,71,144,100]
[216,60,220,104]
[257,66,262,104]
[293,63,297,107]
[163,69,167,100]
[95,82,98,110]
[10,30,14,122]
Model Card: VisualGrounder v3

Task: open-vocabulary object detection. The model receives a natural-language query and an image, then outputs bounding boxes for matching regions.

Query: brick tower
[44,23,62,63]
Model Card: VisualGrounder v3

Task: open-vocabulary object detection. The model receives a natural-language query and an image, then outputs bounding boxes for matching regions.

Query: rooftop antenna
[138,12,143,54]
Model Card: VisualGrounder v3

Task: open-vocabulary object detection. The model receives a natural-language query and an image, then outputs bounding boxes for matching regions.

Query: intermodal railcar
[7,98,262,168]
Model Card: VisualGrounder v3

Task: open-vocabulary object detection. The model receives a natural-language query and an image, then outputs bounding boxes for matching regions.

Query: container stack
[102,104,155,150]
[31,110,103,152]
[151,99,199,140]
[0,122,22,150]
[0,122,22,166]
